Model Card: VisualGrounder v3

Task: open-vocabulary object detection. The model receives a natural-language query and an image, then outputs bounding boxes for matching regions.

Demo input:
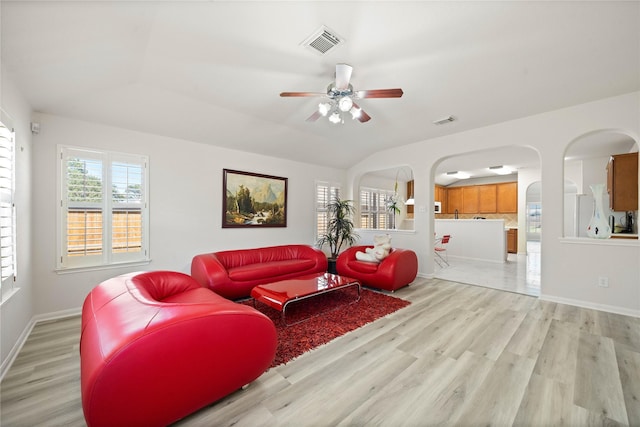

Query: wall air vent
[433,116,456,125]
[301,26,345,55]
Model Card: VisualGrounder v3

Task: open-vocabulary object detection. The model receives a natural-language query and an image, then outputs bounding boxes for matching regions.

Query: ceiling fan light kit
[489,165,513,175]
[280,63,403,124]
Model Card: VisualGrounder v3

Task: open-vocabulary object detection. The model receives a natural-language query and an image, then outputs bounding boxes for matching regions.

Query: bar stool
[434,234,451,267]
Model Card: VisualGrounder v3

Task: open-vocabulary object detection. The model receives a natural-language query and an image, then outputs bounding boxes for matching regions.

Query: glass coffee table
[251,272,361,325]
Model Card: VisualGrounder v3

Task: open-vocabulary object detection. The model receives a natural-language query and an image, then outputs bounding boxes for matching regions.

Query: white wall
[0,71,35,370]
[29,113,345,316]
[347,91,640,316]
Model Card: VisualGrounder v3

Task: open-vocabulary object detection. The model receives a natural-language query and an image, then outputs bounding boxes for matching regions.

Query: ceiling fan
[280,63,403,124]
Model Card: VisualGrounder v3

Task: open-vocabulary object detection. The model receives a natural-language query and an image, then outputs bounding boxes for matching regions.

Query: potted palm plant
[317,196,359,274]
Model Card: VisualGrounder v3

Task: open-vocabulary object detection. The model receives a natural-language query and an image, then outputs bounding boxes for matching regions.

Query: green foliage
[67,159,102,202]
[317,196,359,259]
[236,185,255,215]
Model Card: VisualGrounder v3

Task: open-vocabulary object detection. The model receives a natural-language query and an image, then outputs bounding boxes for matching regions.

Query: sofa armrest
[336,245,418,291]
[375,248,418,283]
[190,253,231,291]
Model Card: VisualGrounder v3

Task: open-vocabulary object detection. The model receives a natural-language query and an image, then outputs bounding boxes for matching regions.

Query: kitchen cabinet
[478,184,497,213]
[406,180,414,217]
[462,186,479,213]
[607,152,638,211]
[507,228,518,253]
[434,185,447,213]
[444,182,517,214]
[496,182,518,213]
[447,187,463,214]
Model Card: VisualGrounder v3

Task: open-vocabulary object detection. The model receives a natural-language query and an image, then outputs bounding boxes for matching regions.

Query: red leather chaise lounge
[80,271,277,427]
[191,244,328,299]
[336,246,418,292]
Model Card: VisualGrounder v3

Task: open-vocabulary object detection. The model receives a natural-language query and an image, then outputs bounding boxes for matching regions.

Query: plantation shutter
[360,189,372,228]
[0,122,16,290]
[63,148,104,266]
[315,181,340,241]
[59,146,148,269]
[110,158,144,260]
[360,187,394,230]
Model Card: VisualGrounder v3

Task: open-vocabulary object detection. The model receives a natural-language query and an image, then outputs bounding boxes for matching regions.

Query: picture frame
[222,169,288,228]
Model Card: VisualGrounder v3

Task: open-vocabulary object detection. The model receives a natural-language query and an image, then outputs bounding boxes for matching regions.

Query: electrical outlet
[598,276,609,288]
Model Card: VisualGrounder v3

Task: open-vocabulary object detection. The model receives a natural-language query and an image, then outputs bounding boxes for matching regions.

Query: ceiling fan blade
[280,92,326,97]
[355,88,404,99]
[306,110,322,122]
[335,63,353,90]
[352,102,371,123]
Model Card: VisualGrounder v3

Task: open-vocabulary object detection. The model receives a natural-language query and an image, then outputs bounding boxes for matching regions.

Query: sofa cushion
[347,260,379,274]
[228,259,315,282]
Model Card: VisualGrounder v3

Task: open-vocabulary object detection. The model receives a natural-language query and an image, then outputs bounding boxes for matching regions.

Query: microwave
[434,201,442,213]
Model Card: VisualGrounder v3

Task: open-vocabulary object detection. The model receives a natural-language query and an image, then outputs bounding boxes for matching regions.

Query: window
[58,146,149,270]
[360,187,395,229]
[315,181,340,241]
[0,121,16,296]
[526,202,542,240]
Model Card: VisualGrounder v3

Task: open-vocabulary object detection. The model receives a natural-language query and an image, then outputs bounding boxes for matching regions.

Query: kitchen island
[435,219,507,263]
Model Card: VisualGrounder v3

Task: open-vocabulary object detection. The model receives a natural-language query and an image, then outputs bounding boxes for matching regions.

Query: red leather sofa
[191,244,328,300]
[336,246,418,292]
[80,271,277,427]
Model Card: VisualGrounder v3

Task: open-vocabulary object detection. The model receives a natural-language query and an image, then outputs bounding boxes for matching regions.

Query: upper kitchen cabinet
[607,152,638,211]
[406,180,414,216]
[478,184,497,213]
[447,187,463,214]
[434,185,447,211]
[462,186,480,213]
[496,182,518,213]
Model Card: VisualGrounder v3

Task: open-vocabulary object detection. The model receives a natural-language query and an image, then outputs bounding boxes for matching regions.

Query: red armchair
[80,271,277,427]
[336,246,418,292]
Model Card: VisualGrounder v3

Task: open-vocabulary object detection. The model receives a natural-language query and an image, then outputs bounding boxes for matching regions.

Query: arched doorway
[432,145,541,297]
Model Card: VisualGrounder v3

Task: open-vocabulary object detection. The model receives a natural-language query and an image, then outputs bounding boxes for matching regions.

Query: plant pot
[327,258,338,274]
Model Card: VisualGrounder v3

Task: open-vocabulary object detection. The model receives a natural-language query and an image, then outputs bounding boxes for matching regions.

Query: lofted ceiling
[1,1,639,170]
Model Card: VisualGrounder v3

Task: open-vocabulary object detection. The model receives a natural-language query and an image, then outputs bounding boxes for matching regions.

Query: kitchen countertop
[611,233,638,239]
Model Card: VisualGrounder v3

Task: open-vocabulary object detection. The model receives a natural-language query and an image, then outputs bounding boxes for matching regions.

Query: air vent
[302,26,345,55]
[433,116,456,125]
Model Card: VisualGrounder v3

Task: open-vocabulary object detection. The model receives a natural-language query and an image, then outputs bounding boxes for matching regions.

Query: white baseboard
[539,293,640,318]
[0,307,82,382]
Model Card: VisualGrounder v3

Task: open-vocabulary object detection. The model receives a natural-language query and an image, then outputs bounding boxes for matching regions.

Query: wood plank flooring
[2,278,639,426]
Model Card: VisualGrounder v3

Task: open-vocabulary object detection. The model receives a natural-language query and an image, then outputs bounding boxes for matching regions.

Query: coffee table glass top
[250,272,360,314]
[255,273,357,299]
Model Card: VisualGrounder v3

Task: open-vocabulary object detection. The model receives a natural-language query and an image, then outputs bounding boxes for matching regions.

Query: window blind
[0,122,16,290]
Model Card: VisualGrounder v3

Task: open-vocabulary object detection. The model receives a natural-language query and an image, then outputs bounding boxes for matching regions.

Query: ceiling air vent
[433,116,456,125]
[302,26,345,55]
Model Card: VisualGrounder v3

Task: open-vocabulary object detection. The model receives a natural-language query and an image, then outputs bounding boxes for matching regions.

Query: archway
[431,145,541,296]
[563,130,638,238]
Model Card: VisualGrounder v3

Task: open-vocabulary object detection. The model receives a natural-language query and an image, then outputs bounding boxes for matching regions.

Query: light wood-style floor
[2,278,640,426]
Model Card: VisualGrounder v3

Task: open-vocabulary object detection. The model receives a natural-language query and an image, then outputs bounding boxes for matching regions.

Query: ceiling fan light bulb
[318,102,331,116]
[350,106,361,119]
[329,112,342,124]
[338,96,353,112]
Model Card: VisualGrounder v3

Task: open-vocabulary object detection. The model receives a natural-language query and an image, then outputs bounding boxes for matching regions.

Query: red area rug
[243,287,411,367]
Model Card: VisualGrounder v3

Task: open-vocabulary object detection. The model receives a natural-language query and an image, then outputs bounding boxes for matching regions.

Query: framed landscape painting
[222,169,288,228]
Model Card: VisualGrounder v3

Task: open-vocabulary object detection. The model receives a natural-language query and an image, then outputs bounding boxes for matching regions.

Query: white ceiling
[2,1,639,171]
